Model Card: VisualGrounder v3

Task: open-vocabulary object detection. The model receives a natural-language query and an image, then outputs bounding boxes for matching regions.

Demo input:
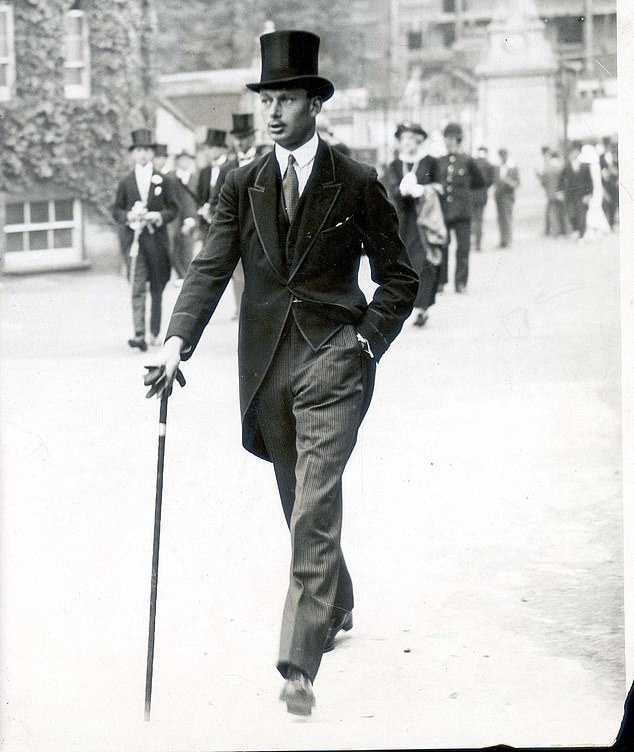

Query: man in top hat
[196,129,233,234]
[113,129,178,350]
[230,113,258,167]
[147,29,417,715]
[152,143,170,175]
[436,122,486,293]
[167,150,199,281]
[384,121,443,327]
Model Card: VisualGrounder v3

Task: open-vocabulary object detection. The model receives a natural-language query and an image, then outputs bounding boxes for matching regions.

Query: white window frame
[3,199,83,270]
[0,3,15,102]
[64,8,90,99]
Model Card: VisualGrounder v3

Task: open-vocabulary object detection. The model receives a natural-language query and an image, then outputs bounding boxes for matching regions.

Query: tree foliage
[153,0,367,89]
[0,0,156,220]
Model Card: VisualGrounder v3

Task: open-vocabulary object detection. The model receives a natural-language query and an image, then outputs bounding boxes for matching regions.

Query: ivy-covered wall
[0,0,157,221]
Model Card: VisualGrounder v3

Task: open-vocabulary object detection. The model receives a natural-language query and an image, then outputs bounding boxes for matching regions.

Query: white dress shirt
[134,163,153,204]
[210,153,228,188]
[274,132,319,197]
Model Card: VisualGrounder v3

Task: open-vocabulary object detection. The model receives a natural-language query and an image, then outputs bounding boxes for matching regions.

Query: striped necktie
[283,154,299,223]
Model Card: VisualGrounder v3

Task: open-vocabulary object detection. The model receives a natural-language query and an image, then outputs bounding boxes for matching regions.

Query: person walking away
[147,29,418,715]
[384,120,443,326]
[494,148,520,249]
[557,142,593,242]
[471,146,495,251]
[169,151,199,282]
[436,122,486,293]
[113,129,178,350]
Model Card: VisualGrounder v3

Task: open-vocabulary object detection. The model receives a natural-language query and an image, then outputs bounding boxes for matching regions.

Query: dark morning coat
[166,139,418,460]
[112,169,178,286]
[383,155,439,269]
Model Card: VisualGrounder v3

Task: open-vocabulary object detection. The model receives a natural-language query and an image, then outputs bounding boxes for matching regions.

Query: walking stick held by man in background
[142,364,186,721]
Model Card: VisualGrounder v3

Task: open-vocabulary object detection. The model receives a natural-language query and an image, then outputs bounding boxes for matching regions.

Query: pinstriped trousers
[256,317,374,683]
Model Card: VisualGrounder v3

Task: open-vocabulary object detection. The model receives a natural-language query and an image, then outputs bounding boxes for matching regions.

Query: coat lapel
[288,140,341,281]
[127,171,142,204]
[248,153,287,283]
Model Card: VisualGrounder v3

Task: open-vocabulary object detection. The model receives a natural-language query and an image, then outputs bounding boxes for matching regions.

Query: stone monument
[476,0,558,210]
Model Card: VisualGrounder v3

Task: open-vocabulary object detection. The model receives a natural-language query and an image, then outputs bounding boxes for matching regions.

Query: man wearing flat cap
[148,30,418,715]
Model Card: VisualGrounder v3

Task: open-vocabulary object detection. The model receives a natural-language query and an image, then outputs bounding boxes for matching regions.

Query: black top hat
[230,113,255,136]
[395,121,428,140]
[153,143,168,157]
[129,129,154,151]
[204,128,227,148]
[246,30,335,102]
[443,122,463,139]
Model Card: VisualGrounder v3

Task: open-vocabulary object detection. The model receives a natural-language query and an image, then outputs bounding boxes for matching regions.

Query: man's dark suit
[165,139,417,682]
[168,170,199,278]
[558,160,593,238]
[196,158,239,235]
[113,170,178,336]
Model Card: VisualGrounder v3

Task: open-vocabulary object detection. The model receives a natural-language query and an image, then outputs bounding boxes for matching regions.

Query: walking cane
[142,365,186,721]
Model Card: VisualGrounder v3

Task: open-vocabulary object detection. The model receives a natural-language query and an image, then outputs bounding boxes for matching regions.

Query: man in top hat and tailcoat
[197,128,233,235]
[113,129,179,351]
[148,29,418,714]
[384,120,443,327]
[436,122,486,293]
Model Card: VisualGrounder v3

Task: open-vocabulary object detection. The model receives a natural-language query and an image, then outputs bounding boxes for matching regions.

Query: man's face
[478,148,488,160]
[398,131,423,157]
[132,146,154,166]
[234,133,255,153]
[444,135,460,153]
[176,155,194,173]
[153,155,167,171]
[260,88,322,150]
[204,145,222,164]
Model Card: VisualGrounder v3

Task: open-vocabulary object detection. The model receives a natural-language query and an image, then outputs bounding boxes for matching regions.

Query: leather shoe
[413,310,428,327]
[128,336,148,352]
[323,611,353,653]
[280,669,315,716]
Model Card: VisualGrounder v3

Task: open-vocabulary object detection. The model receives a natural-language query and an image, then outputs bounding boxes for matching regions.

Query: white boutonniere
[151,174,163,185]
[154,186,162,196]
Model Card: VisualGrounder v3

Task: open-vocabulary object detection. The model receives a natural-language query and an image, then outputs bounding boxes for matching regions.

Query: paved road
[0,226,625,751]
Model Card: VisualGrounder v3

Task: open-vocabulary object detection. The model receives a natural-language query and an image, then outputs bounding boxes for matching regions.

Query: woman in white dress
[580,143,611,237]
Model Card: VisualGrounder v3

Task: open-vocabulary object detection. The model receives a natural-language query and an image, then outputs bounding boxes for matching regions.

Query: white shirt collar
[275,132,319,174]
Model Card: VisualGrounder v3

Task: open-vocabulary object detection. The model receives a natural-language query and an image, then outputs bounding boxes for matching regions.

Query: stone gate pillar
[476,0,558,215]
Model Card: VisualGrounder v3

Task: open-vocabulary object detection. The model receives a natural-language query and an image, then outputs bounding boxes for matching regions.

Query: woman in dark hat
[384,121,444,327]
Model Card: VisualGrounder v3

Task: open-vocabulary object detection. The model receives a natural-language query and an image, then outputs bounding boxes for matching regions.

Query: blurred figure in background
[540,150,567,237]
[169,150,199,282]
[494,147,520,249]
[580,143,611,238]
[536,145,552,235]
[384,121,443,327]
[317,115,351,156]
[558,141,593,242]
[600,136,619,231]
[152,143,170,174]
[437,122,486,293]
[196,128,232,238]
[471,145,495,251]
[113,129,178,351]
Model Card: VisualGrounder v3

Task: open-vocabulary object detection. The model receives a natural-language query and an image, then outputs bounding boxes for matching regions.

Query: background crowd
[113,116,619,349]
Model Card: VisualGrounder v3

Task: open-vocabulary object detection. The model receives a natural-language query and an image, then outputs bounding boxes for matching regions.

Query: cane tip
[144,705,151,722]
